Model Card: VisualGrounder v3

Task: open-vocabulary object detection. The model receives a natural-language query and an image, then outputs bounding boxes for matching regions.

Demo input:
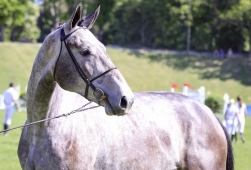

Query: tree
[87,0,117,42]
[222,0,251,57]
[0,0,27,41]
[169,0,203,53]
[37,0,68,42]
[18,2,40,41]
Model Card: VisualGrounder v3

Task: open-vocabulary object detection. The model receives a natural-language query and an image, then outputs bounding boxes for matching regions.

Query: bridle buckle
[92,88,107,101]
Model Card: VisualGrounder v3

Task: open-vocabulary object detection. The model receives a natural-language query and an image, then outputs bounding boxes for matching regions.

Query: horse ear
[78,5,100,29]
[65,2,82,31]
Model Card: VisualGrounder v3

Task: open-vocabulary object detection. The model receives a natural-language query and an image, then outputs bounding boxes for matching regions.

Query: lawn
[0,43,251,103]
[0,111,251,169]
[0,42,250,169]
[217,114,251,170]
[0,110,26,170]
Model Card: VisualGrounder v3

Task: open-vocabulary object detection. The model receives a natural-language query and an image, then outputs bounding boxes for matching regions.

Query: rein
[0,100,100,134]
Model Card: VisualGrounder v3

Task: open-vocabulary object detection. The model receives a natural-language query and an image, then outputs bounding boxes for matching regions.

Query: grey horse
[18,3,233,170]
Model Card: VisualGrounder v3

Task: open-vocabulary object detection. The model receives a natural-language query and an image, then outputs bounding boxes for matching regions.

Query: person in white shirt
[236,96,248,143]
[224,99,239,142]
[3,82,19,135]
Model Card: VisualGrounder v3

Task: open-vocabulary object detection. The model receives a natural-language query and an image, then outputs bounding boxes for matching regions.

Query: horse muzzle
[102,94,134,116]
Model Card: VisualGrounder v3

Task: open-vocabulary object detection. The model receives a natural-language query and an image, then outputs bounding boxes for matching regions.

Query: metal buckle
[92,88,107,101]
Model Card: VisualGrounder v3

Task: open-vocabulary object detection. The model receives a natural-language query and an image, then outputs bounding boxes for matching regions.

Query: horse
[18,3,233,170]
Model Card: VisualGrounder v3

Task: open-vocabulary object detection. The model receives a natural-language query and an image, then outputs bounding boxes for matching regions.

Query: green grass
[217,114,251,170]
[0,43,251,103]
[0,111,251,169]
[0,110,26,170]
[0,42,251,169]
[0,42,39,94]
[108,48,251,103]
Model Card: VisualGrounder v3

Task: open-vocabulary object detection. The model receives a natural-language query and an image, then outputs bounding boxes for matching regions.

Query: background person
[3,82,19,136]
[224,99,239,142]
[219,49,225,58]
[227,48,233,58]
[236,96,248,143]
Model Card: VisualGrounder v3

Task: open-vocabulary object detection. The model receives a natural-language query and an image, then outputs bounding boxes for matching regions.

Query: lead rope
[0,101,100,134]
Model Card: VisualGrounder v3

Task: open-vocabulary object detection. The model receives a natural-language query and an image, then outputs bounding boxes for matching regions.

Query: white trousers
[4,106,15,125]
[225,119,238,136]
[238,120,245,133]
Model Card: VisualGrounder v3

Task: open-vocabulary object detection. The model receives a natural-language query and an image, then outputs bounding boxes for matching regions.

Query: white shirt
[3,87,18,107]
[225,104,239,123]
[236,102,246,122]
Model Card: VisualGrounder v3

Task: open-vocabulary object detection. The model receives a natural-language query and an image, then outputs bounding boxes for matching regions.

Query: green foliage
[85,0,250,53]
[18,2,40,41]
[220,0,251,56]
[0,0,40,42]
[0,0,26,26]
[19,92,26,101]
[1,0,251,53]
[205,95,223,113]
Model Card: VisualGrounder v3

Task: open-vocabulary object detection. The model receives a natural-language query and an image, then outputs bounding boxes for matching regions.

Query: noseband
[55,27,117,100]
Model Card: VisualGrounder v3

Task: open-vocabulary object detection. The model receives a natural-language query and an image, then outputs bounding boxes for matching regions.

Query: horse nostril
[119,96,128,110]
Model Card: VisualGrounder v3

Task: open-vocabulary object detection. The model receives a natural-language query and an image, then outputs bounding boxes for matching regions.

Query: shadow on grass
[126,49,251,86]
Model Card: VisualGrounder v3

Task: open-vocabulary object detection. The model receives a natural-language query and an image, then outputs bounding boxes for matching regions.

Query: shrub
[205,95,223,114]
[19,93,27,108]
[19,93,26,101]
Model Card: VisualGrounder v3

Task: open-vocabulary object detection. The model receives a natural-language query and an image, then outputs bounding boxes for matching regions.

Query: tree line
[1,0,251,56]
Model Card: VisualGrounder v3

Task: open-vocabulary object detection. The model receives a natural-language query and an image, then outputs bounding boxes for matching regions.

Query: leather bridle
[54,26,117,100]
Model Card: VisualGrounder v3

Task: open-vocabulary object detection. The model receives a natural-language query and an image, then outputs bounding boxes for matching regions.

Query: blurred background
[0,0,251,55]
[0,0,251,169]
[1,0,251,109]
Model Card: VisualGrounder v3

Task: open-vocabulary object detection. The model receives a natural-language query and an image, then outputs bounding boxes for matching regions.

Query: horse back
[132,92,229,170]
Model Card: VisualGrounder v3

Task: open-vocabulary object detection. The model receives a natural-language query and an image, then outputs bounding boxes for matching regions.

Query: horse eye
[79,49,90,56]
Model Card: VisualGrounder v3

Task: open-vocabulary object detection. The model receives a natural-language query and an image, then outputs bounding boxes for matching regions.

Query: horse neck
[26,37,90,123]
[28,73,88,121]
[26,32,61,122]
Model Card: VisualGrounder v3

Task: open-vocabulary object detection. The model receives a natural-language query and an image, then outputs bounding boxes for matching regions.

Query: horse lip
[102,99,126,116]
[100,99,116,115]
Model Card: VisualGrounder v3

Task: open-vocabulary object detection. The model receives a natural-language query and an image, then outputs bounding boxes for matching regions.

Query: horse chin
[102,100,126,116]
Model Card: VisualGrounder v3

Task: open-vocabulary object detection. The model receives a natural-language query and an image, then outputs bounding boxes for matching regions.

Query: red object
[172,83,179,88]
[184,83,191,87]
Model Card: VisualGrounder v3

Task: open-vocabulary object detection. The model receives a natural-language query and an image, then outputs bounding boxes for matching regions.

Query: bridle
[1,27,117,134]
[55,26,117,100]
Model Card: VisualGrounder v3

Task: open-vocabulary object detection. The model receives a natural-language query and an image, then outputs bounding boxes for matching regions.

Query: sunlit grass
[0,43,250,169]
[217,114,251,170]
[0,110,26,170]
[0,43,250,102]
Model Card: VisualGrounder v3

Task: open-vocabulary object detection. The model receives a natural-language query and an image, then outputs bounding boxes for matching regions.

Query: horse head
[53,3,134,115]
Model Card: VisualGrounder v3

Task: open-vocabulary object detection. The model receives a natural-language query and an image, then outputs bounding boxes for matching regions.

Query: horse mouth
[101,99,126,116]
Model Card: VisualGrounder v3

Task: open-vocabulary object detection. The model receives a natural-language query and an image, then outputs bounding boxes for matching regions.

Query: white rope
[0,101,100,133]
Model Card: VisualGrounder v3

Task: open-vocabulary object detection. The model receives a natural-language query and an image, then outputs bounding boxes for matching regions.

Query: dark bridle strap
[63,40,95,88]
[90,67,117,82]
[84,67,117,99]
[60,27,83,41]
[59,27,117,98]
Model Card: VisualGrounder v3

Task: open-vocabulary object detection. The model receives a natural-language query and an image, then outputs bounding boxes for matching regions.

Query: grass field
[0,110,26,170]
[0,43,251,103]
[0,110,251,169]
[0,42,250,169]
